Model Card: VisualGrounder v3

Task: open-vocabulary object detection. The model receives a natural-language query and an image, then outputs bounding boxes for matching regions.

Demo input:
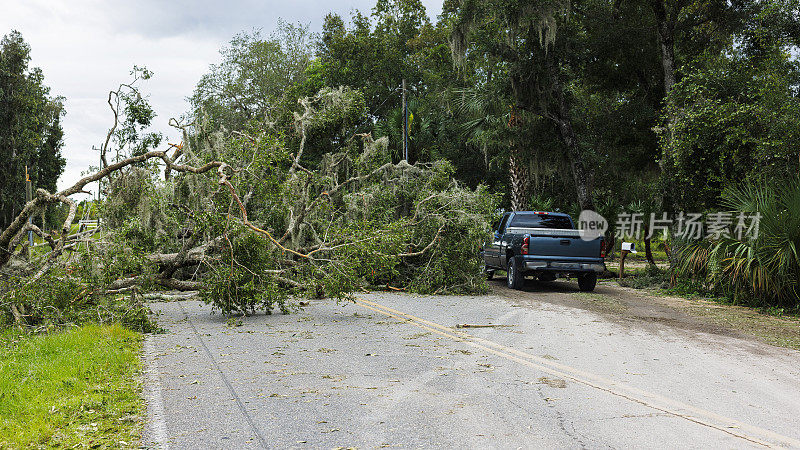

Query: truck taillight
[522,236,530,255]
[600,240,606,258]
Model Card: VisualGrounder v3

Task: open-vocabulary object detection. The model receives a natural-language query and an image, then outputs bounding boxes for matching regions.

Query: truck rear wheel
[578,272,597,292]
[506,256,524,290]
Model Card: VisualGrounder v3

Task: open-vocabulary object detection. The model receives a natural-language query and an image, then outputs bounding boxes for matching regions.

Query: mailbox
[621,242,637,253]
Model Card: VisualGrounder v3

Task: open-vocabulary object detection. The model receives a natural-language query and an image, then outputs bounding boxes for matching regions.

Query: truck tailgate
[507,227,601,259]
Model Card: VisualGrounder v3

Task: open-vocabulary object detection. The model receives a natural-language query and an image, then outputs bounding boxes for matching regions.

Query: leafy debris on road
[538,377,567,388]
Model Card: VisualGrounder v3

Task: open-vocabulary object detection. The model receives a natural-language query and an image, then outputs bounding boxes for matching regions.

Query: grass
[685,302,800,350]
[617,266,671,289]
[0,324,142,448]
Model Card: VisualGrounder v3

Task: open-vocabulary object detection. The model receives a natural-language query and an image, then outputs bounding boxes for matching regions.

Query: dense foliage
[660,5,800,210]
[93,85,496,316]
[677,178,800,308]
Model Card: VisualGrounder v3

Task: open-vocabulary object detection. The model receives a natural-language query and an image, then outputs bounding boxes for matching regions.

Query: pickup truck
[482,211,605,291]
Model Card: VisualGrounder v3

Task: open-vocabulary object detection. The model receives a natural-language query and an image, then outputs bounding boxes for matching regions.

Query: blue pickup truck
[482,211,605,291]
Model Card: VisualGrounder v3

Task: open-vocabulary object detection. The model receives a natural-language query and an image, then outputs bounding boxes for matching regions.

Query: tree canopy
[0,31,65,229]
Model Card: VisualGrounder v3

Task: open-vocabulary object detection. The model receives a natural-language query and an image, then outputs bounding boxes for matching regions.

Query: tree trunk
[604,234,615,259]
[556,117,595,211]
[642,220,657,266]
[509,144,529,211]
[644,238,656,266]
[650,0,677,96]
[545,55,595,211]
[651,0,678,214]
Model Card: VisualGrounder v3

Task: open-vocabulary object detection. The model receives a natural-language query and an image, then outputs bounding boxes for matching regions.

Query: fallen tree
[1,85,495,327]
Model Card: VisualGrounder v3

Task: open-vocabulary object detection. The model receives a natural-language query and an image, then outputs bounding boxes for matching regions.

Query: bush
[674,177,800,308]
[618,264,670,289]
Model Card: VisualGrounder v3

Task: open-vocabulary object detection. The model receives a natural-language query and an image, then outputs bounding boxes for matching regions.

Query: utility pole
[25,165,33,251]
[402,79,409,162]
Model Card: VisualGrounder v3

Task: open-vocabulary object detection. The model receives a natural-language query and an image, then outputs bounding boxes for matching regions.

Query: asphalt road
[141,282,800,448]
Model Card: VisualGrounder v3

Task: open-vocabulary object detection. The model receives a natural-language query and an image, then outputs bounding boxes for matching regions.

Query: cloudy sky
[1,0,443,193]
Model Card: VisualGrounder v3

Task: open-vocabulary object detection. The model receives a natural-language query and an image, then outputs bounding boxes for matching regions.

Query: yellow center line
[355,297,800,448]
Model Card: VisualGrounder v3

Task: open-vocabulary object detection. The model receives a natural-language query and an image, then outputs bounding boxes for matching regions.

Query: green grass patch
[617,264,670,289]
[0,324,142,448]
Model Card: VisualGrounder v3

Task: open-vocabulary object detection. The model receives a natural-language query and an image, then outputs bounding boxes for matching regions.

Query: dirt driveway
[141,284,800,448]
[496,278,800,351]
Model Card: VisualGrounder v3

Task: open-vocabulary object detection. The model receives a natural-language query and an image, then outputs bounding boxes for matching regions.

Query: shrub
[675,177,800,308]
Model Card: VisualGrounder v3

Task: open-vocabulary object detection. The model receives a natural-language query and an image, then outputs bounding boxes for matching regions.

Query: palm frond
[682,177,800,307]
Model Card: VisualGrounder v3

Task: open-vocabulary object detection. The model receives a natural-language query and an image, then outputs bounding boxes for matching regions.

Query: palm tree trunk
[509,145,529,211]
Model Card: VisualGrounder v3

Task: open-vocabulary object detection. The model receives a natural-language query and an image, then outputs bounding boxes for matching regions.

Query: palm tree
[453,88,530,210]
[677,177,800,307]
[374,98,435,163]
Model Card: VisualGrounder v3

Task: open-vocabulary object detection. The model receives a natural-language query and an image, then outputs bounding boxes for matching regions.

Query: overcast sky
[1,0,443,193]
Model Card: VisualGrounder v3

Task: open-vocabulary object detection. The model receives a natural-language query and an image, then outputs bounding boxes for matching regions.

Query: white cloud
[0,0,443,195]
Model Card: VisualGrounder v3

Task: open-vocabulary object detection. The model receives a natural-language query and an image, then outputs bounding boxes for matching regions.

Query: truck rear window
[509,213,573,229]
